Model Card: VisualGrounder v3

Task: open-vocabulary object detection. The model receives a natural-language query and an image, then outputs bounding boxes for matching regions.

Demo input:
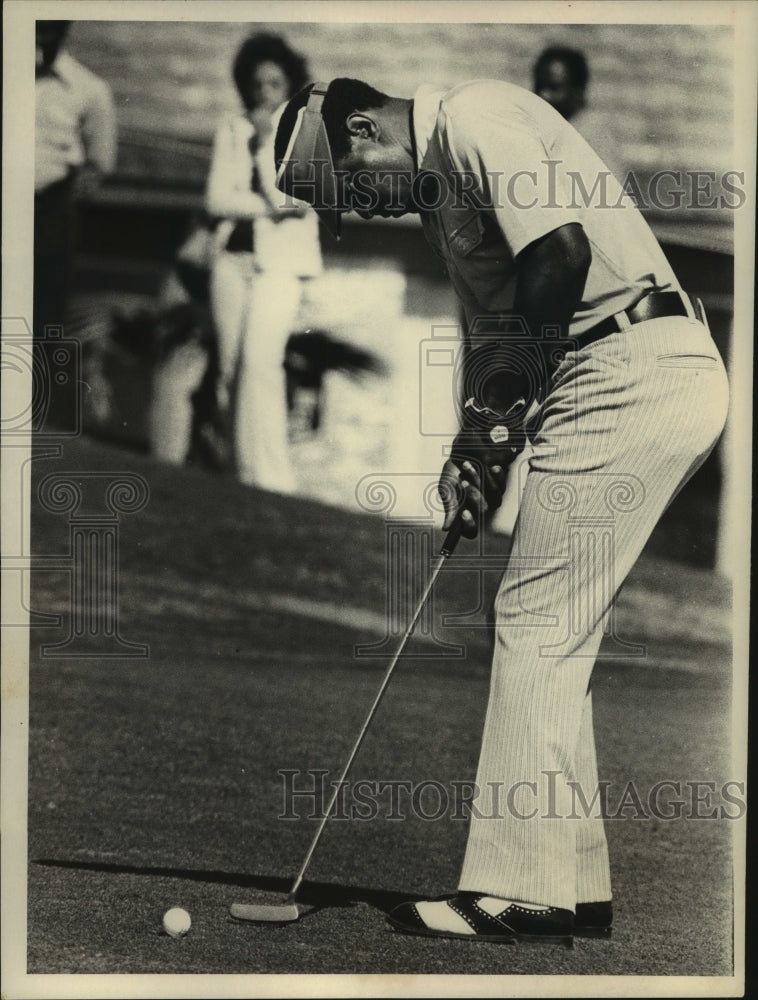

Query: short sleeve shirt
[35,52,117,192]
[412,80,682,336]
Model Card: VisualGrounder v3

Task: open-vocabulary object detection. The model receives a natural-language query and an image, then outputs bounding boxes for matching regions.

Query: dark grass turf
[24,435,738,977]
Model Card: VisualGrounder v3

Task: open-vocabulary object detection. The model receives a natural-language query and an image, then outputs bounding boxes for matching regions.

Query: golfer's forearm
[512,222,591,344]
[462,224,591,416]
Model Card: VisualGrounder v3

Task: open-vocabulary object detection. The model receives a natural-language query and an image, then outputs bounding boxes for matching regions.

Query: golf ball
[163,907,191,938]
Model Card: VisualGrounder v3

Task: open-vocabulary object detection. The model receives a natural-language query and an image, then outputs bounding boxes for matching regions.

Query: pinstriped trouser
[458,315,729,911]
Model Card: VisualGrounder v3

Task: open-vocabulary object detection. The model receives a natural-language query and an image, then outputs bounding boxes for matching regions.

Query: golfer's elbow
[554,223,592,283]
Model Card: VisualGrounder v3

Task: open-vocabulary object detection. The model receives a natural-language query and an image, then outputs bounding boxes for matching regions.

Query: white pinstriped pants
[458,315,729,911]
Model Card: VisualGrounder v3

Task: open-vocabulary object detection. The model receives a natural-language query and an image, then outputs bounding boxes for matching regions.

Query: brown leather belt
[579,291,690,347]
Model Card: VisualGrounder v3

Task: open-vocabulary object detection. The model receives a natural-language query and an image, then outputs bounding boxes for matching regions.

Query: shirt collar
[411,84,446,168]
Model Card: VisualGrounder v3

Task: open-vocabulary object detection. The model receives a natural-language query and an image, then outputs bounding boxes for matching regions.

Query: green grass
[24,434,738,979]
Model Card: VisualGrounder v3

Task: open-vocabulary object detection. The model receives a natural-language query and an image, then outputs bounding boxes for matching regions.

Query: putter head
[230,901,300,923]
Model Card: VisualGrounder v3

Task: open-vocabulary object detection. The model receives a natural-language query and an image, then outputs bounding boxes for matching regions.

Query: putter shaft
[285,518,463,903]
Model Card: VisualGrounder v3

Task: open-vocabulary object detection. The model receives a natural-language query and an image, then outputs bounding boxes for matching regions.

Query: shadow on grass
[32,857,418,916]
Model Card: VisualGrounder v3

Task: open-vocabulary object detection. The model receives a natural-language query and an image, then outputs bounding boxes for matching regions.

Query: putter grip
[441,514,464,556]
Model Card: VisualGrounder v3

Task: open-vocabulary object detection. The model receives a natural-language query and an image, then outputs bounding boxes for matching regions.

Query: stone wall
[65,18,735,186]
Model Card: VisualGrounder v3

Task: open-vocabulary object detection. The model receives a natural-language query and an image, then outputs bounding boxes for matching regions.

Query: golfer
[273,78,729,944]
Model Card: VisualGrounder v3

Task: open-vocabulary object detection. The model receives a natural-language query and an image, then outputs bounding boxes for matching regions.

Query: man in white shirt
[34,20,117,339]
[273,78,729,944]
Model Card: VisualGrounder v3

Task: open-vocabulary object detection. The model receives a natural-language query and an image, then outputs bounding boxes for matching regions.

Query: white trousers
[458,316,729,911]
[210,252,301,494]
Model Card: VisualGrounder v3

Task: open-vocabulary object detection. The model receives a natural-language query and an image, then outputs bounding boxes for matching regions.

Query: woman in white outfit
[206,33,322,493]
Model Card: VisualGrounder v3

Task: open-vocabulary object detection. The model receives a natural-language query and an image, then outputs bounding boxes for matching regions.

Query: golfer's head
[274,78,416,239]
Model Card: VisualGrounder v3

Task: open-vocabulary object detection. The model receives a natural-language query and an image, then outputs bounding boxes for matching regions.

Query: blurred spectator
[205,32,322,494]
[34,20,117,339]
[532,45,624,179]
[532,45,589,123]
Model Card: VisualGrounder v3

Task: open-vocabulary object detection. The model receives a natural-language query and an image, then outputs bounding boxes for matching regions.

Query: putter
[230,515,464,923]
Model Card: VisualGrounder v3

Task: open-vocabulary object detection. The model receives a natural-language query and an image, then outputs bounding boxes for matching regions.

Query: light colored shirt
[35,51,117,192]
[205,110,322,277]
[412,80,683,336]
[569,107,627,183]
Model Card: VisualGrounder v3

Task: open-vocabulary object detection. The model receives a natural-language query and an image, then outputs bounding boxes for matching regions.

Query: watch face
[489,425,511,445]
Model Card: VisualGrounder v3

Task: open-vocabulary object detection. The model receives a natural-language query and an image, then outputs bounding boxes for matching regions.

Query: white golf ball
[162,907,191,938]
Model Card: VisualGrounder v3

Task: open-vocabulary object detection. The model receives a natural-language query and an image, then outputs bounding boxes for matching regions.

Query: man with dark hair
[277,79,390,165]
[273,77,728,945]
[532,45,589,122]
[232,31,310,112]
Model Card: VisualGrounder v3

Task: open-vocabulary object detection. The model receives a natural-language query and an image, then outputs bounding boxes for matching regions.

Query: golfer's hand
[439,437,518,539]
[438,459,498,538]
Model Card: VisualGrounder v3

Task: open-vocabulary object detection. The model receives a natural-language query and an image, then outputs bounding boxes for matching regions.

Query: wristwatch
[462,397,520,447]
